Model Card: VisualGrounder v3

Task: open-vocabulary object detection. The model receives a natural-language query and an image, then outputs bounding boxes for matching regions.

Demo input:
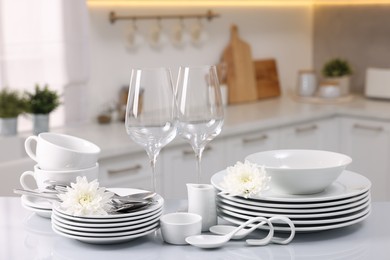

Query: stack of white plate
[21,195,52,218]
[211,170,371,232]
[51,188,164,244]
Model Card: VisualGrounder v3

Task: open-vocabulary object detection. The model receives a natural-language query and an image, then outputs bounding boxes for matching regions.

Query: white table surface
[1,197,389,260]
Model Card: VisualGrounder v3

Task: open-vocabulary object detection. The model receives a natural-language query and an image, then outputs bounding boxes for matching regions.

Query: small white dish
[160,212,202,245]
[245,150,352,195]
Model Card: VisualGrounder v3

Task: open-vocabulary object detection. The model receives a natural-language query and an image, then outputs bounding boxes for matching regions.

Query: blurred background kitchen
[1,0,390,200]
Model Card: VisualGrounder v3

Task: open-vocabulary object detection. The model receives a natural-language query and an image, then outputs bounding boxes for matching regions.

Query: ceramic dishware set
[19,133,100,217]
[210,149,372,233]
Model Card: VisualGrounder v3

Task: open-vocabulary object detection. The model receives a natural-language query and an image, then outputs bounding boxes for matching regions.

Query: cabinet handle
[107,164,142,175]
[353,124,384,132]
[242,134,268,144]
[182,146,212,156]
[295,124,318,133]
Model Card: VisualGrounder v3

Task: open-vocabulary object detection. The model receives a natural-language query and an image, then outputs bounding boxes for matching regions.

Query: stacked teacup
[20,133,100,191]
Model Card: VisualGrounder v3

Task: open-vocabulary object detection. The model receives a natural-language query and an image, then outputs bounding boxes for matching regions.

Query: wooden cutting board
[254,59,281,99]
[221,25,257,104]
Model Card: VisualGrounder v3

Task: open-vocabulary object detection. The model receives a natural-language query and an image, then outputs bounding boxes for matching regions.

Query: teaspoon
[210,215,296,245]
[185,216,274,249]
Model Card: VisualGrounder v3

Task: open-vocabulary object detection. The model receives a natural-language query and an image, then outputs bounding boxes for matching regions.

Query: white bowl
[245,150,352,195]
[160,212,202,245]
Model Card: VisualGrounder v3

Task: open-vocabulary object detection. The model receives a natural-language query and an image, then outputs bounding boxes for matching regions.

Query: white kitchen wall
[86,6,313,122]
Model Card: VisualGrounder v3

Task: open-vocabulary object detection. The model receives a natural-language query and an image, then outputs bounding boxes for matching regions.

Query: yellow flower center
[240,174,251,183]
[79,193,93,205]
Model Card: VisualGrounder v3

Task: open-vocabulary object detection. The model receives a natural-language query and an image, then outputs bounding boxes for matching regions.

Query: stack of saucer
[51,188,164,244]
[21,195,52,218]
[211,170,371,232]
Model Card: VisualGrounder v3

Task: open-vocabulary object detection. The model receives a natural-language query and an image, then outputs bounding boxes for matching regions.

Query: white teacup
[160,212,202,245]
[20,163,99,190]
[24,133,100,171]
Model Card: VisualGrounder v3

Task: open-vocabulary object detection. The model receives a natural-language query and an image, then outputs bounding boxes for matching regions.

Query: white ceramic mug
[20,163,99,190]
[24,133,100,171]
[160,212,202,245]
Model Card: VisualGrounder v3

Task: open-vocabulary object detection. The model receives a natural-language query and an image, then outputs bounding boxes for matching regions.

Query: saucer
[21,203,52,219]
[21,195,52,210]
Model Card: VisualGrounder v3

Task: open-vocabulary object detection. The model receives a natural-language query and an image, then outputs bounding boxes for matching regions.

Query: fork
[43,180,156,203]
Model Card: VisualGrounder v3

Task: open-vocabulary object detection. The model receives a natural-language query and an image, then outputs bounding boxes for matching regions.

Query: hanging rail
[109,9,220,24]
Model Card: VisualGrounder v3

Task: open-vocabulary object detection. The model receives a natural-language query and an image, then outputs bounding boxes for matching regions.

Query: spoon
[109,200,151,213]
[247,216,295,245]
[185,216,274,249]
[210,216,296,245]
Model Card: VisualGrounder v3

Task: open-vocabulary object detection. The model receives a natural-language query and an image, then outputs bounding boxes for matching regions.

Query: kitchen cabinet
[278,118,339,152]
[225,129,279,166]
[99,151,156,191]
[340,117,390,201]
[161,140,226,199]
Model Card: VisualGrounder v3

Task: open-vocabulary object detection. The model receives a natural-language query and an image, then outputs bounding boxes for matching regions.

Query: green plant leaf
[322,58,352,77]
[25,84,61,114]
[0,88,25,118]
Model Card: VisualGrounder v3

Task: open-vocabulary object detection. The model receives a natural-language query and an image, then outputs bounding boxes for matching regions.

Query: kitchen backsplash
[313,5,390,94]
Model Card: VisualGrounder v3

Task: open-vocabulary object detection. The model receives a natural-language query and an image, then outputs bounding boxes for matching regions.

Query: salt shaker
[297,70,317,97]
[186,183,217,231]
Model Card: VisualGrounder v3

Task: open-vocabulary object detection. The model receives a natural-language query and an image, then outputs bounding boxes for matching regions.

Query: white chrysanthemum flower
[58,176,114,216]
[221,160,271,198]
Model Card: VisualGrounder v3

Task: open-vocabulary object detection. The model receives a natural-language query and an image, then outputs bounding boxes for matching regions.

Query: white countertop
[52,95,390,159]
[1,197,389,260]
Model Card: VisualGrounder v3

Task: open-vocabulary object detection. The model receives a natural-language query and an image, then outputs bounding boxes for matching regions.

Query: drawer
[99,151,157,190]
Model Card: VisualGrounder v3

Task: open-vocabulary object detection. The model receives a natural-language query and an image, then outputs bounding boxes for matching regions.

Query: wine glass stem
[150,154,158,192]
[195,147,205,183]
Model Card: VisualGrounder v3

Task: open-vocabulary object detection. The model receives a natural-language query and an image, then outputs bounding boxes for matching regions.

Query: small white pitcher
[187,183,217,232]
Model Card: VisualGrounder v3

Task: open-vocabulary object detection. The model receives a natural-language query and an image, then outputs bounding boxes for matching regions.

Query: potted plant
[25,84,60,135]
[322,58,353,96]
[0,88,25,136]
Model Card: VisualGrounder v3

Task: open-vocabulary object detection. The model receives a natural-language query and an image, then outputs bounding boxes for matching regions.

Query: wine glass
[176,65,224,183]
[125,67,177,192]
